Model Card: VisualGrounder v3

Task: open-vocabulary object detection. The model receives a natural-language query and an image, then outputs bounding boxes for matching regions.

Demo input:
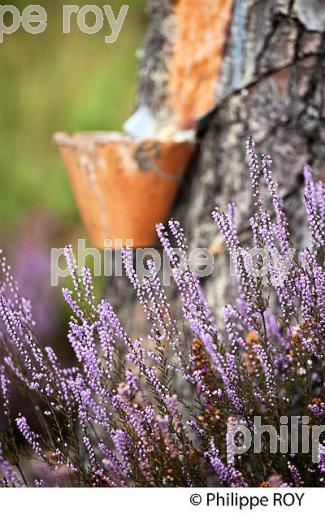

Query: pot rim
[53,130,196,148]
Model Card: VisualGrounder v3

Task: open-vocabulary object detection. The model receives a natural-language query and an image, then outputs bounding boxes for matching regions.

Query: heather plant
[0,138,324,487]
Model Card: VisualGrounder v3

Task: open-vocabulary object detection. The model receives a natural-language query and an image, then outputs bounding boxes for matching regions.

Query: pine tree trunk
[108,0,325,328]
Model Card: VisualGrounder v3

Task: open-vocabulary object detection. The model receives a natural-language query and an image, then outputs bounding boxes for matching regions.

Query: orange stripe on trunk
[167,0,234,128]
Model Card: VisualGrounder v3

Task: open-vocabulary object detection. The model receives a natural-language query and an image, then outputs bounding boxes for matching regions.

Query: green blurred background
[0,0,147,237]
[0,0,147,348]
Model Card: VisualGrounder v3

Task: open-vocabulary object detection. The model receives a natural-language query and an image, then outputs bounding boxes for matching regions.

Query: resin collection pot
[54,132,195,248]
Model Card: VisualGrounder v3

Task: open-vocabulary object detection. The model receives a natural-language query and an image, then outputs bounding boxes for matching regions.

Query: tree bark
[108,0,325,329]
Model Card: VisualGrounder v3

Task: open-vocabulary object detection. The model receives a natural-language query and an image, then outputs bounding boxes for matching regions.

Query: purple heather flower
[0,140,324,487]
[0,443,23,487]
[16,415,44,459]
[205,439,248,487]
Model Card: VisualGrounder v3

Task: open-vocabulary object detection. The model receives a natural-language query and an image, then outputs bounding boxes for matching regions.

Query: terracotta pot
[54,132,195,248]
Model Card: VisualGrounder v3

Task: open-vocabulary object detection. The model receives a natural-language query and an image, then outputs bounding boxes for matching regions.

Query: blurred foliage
[0,0,147,235]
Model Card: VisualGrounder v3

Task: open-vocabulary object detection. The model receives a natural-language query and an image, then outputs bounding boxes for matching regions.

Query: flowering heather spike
[288,462,304,486]
[97,318,115,376]
[83,435,97,469]
[98,442,127,481]
[316,180,325,226]
[98,299,132,349]
[62,288,84,320]
[304,165,325,248]
[16,415,44,459]
[0,296,34,371]
[157,220,218,345]
[223,305,247,354]
[111,430,132,475]
[122,248,177,347]
[123,249,177,348]
[205,439,248,487]
[252,343,277,407]
[227,202,237,228]
[246,137,262,212]
[0,252,23,312]
[262,154,290,254]
[144,257,179,340]
[0,364,10,418]
[67,319,104,394]
[216,353,245,415]
[128,339,169,401]
[81,266,96,314]
[212,208,259,321]
[186,419,205,437]
[125,369,139,396]
[64,245,81,296]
